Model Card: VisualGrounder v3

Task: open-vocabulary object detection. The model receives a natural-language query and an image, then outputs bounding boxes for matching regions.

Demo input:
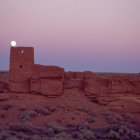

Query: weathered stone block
[64,79,83,89]
[64,72,83,79]
[40,78,63,96]
[31,78,64,96]
[9,63,32,82]
[30,79,41,93]
[30,65,64,96]
[32,65,64,79]
[84,74,111,96]
[64,72,75,79]
[0,81,9,93]
[9,82,30,93]
[0,83,4,93]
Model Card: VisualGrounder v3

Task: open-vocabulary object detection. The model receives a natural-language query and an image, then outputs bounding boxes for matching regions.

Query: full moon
[11,41,16,47]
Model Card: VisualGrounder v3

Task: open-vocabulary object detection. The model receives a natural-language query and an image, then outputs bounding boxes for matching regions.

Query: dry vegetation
[0,71,140,140]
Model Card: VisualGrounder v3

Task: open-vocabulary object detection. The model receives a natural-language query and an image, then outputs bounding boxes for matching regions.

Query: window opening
[19,65,22,68]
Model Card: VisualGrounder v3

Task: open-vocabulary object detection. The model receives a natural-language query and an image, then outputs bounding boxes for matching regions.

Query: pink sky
[0,0,140,72]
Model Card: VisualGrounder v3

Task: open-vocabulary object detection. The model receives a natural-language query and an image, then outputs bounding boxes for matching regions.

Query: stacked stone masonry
[9,47,34,93]
[0,47,139,96]
[31,64,64,96]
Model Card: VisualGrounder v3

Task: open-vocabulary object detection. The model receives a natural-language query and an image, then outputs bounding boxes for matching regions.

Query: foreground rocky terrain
[0,71,140,140]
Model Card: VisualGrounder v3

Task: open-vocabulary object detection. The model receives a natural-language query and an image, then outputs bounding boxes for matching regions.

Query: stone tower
[9,47,34,92]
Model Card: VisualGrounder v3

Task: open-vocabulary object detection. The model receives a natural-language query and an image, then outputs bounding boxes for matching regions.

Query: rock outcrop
[83,72,140,105]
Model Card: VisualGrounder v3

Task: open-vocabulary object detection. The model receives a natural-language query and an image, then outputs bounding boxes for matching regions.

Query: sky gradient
[0,0,140,72]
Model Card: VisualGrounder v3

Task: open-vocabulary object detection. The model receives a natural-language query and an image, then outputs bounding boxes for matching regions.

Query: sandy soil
[0,71,140,139]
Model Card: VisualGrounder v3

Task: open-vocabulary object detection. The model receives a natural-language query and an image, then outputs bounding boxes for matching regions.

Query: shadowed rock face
[0,71,9,93]
[84,73,140,96]
[0,82,5,93]
[130,76,140,94]
[83,72,140,105]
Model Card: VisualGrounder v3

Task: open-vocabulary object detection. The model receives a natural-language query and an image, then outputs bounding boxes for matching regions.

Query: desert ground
[0,71,140,140]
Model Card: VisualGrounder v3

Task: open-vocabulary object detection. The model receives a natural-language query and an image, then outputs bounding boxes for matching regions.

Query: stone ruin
[9,47,65,96]
[0,46,140,97]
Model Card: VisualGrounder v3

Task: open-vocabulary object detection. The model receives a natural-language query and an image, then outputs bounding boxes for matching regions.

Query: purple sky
[0,0,140,72]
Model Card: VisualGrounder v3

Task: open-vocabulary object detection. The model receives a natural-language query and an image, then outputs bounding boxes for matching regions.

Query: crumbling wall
[30,65,64,96]
[0,82,6,93]
[64,71,84,89]
[64,79,83,89]
[84,72,111,97]
[64,71,83,79]
[8,46,140,97]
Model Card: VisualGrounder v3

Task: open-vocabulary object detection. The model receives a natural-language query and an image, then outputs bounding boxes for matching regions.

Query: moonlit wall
[0,0,140,72]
